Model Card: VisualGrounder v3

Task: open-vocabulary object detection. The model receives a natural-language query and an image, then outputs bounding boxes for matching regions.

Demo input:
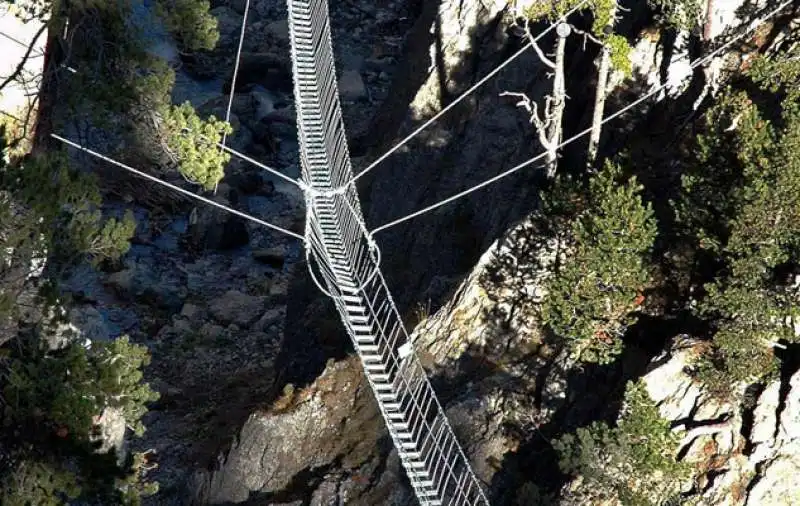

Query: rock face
[192,357,414,505]
[638,346,800,506]
[193,216,556,504]
[552,340,800,506]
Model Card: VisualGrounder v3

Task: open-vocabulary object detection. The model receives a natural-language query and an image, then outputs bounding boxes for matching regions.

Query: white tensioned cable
[0,29,45,57]
[51,133,305,240]
[220,0,251,149]
[0,30,29,48]
[214,140,304,188]
[345,0,591,187]
[215,0,251,195]
[371,0,794,235]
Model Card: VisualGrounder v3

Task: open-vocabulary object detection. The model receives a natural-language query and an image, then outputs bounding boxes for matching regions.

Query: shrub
[554,380,689,505]
[160,102,233,190]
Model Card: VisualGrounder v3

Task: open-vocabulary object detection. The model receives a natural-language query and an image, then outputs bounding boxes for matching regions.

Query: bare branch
[524,22,556,69]
[0,24,47,94]
[500,91,553,150]
[570,25,603,50]
[499,91,533,115]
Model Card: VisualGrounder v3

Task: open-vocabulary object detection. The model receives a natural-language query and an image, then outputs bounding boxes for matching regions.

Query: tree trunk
[546,32,567,179]
[32,8,69,154]
[587,3,618,168]
[704,0,715,41]
[587,44,610,167]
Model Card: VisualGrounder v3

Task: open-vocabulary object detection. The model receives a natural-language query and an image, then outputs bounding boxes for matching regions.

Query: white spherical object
[556,23,572,38]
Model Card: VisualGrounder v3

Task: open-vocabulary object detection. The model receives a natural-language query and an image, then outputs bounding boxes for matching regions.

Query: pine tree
[2,0,231,188]
[676,46,800,396]
[0,126,159,504]
[542,162,657,364]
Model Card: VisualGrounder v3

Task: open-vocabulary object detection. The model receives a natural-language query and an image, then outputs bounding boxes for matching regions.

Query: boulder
[225,170,273,195]
[223,55,293,94]
[192,358,391,504]
[180,302,204,320]
[338,70,367,101]
[265,19,290,43]
[252,245,286,268]
[250,86,276,122]
[106,264,186,311]
[227,0,248,15]
[209,290,266,327]
[69,306,110,341]
[211,6,244,48]
[187,194,251,251]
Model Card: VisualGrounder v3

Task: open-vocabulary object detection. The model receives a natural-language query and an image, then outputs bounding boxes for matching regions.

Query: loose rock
[209,290,267,327]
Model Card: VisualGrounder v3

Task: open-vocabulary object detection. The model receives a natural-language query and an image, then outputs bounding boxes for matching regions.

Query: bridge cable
[370,0,794,235]
[0,29,45,56]
[51,133,305,240]
[345,0,591,187]
[214,139,306,189]
[217,0,251,194]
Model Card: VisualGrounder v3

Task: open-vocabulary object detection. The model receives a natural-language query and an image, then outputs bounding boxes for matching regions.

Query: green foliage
[554,381,689,505]
[647,0,702,30]
[156,0,220,51]
[606,33,632,76]
[0,152,136,266]
[590,0,617,32]
[22,0,225,191]
[0,460,81,506]
[1,336,160,504]
[541,162,657,364]
[524,0,632,76]
[117,452,160,506]
[590,1,632,76]
[0,132,155,504]
[523,0,587,20]
[515,482,556,505]
[4,336,159,439]
[749,52,800,108]
[161,102,232,190]
[677,49,800,395]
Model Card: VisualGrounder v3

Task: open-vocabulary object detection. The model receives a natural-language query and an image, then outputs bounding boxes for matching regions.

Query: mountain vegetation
[0,0,225,502]
[554,380,690,505]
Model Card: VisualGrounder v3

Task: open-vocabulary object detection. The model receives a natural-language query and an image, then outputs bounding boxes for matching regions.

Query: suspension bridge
[42,0,795,504]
